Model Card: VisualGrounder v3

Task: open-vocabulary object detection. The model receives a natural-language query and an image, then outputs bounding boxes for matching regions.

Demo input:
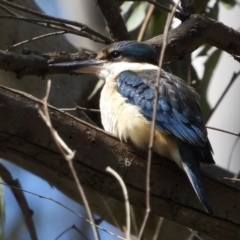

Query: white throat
[97,62,159,82]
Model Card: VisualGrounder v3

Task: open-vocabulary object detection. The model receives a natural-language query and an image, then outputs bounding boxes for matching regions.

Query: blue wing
[117,70,208,147]
[117,70,215,213]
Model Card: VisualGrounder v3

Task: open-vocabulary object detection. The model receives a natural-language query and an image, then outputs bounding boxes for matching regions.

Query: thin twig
[187,54,192,85]
[235,165,240,179]
[0,3,18,16]
[206,71,240,121]
[0,163,38,240]
[51,83,99,126]
[0,0,112,44]
[130,206,139,236]
[206,126,240,137]
[233,55,240,63]
[38,80,100,240]
[152,217,164,240]
[0,15,107,44]
[55,225,90,240]
[52,82,100,113]
[0,181,126,240]
[137,2,179,239]
[144,0,171,12]
[123,0,171,12]
[64,159,101,240]
[187,230,203,240]
[166,0,182,11]
[228,137,240,171]
[118,0,182,14]
[7,31,65,51]
[137,3,155,41]
[99,195,123,231]
[106,167,130,240]
[59,107,100,113]
[148,0,182,12]
[223,177,240,182]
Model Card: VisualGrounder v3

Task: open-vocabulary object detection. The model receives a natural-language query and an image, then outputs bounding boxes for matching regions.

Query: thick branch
[145,14,240,61]
[0,50,96,78]
[95,0,130,41]
[0,85,240,240]
[0,14,239,78]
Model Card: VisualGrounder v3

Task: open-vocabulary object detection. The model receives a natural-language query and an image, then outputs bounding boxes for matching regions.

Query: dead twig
[117,0,183,17]
[0,15,107,44]
[137,3,155,42]
[137,2,180,239]
[38,80,100,240]
[152,217,164,240]
[106,167,130,240]
[7,31,65,51]
[52,82,100,113]
[0,181,126,240]
[206,71,240,121]
[0,1,112,44]
[54,225,90,240]
[206,127,240,138]
[0,163,38,240]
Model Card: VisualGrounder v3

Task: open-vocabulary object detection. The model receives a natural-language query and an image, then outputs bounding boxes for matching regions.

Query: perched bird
[50,41,215,214]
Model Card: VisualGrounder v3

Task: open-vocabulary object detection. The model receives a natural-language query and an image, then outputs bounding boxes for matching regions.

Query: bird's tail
[179,143,213,214]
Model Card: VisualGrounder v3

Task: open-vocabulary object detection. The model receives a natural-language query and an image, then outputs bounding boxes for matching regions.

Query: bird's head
[49,41,159,80]
[97,41,158,65]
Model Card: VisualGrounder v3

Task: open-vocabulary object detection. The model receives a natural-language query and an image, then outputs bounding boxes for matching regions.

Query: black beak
[49,59,105,74]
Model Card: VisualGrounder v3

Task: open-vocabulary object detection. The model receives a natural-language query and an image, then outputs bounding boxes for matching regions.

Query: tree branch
[0,49,96,78]
[0,164,38,240]
[0,15,108,44]
[0,14,239,78]
[180,0,195,15]
[0,0,112,44]
[145,14,240,62]
[96,0,130,41]
[0,85,239,240]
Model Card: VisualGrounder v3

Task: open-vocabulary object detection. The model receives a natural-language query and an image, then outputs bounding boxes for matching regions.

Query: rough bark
[0,85,239,240]
[145,14,240,61]
[0,13,239,80]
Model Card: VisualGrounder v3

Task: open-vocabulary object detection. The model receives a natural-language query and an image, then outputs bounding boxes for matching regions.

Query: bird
[49,41,215,214]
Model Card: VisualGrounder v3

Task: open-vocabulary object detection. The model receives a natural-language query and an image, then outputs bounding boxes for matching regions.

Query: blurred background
[0,0,239,239]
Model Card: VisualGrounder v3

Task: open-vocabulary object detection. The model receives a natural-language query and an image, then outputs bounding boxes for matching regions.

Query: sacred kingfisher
[49,41,215,214]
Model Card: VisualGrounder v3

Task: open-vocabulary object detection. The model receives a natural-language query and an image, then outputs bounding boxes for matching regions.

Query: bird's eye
[110,50,121,60]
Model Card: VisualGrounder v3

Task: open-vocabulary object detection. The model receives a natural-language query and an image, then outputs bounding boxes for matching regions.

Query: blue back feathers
[117,70,210,149]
